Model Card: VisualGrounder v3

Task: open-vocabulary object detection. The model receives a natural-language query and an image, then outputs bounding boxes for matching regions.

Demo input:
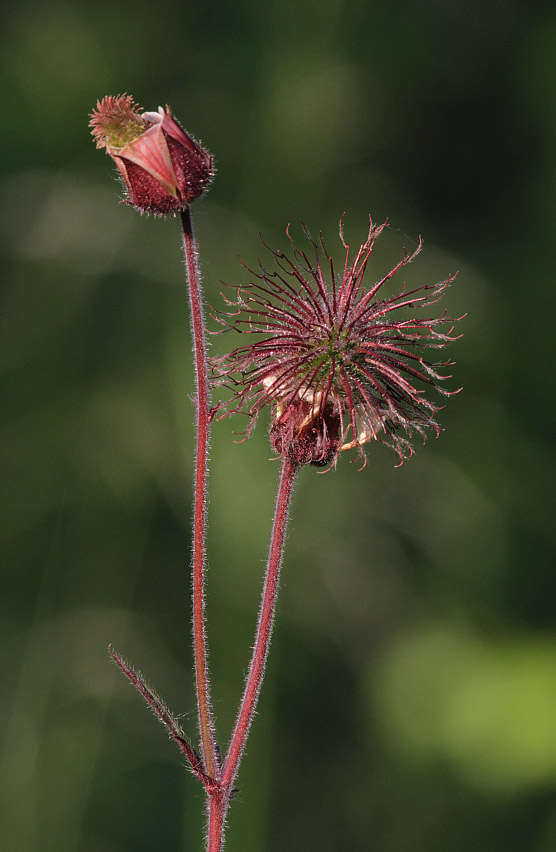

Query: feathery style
[213,218,461,468]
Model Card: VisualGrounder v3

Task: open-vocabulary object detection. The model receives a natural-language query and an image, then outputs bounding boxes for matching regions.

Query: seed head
[89,94,213,215]
[213,218,461,469]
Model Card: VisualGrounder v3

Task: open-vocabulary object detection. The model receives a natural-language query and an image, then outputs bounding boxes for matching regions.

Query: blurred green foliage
[1,0,556,850]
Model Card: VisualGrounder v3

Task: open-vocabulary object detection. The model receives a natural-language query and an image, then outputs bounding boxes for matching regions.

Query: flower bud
[90,94,214,215]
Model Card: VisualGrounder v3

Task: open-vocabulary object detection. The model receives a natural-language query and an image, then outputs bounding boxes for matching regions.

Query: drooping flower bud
[89,94,214,215]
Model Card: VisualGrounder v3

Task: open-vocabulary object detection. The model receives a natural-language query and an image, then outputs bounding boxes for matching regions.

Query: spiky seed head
[212,218,462,469]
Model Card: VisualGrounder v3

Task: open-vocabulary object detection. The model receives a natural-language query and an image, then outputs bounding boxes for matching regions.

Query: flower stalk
[207,455,297,852]
[180,207,219,781]
[223,455,296,789]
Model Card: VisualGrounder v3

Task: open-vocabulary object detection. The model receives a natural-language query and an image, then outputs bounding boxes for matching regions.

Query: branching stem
[181,210,297,852]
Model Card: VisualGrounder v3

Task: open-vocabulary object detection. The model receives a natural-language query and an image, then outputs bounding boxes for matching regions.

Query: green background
[2,0,556,850]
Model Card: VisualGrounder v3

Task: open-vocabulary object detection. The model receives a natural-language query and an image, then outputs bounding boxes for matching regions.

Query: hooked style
[213,218,461,468]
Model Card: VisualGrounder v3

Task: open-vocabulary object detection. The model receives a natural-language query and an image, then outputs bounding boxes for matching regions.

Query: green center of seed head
[305,327,351,387]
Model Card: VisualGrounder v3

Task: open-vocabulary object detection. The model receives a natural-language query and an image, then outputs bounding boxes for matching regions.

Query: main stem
[180,207,218,780]
[206,456,297,851]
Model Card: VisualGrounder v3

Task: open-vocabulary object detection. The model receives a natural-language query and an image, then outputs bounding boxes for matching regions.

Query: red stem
[222,456,297,790]
[207,791,228,852]
[204,456,297,852]
[180,207,218,780]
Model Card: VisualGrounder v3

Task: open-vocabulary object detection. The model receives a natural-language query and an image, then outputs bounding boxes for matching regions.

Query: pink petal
[116,123,179,197]
[160,108,198,152]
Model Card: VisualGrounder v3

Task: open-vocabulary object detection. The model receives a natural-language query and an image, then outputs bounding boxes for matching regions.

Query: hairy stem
[180,207,218,780]
[203,456,297,852]
[207,790,229,852]
[222,456,297,791]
